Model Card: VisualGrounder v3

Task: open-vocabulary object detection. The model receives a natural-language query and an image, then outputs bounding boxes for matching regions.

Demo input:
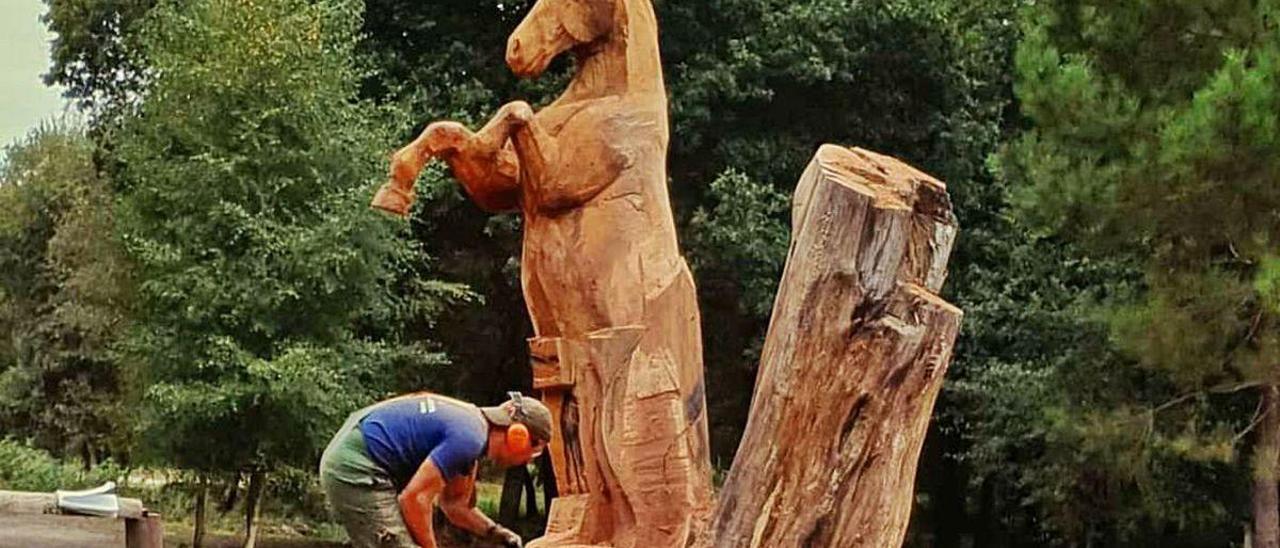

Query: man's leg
[320,419,417,548]
[322,478,417,548]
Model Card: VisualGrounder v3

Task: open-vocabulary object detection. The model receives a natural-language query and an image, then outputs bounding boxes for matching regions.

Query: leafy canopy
[114,0,454,473]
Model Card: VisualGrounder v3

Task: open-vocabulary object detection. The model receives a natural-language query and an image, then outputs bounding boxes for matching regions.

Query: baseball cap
[481,392,554,443]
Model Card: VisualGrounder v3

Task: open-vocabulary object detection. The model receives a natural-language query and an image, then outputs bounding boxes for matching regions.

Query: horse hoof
[506,101,535,125]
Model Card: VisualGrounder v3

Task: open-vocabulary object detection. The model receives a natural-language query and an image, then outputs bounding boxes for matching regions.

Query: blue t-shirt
[358,394,488,488]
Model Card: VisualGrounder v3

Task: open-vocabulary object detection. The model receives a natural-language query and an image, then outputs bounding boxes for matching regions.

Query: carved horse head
[507,0,665,97]
[506,0,617,78]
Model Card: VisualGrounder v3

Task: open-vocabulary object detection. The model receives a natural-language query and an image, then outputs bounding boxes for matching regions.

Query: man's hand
[485,524,523,548]
[439,471,522,547]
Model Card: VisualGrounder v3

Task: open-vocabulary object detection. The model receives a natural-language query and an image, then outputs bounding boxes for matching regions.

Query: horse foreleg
[386,104,528,214]
[509,106,626,213]
[443,103,528,212]
[507,107,573,211]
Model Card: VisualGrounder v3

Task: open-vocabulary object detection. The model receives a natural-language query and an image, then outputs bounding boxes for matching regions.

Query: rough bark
[241,470,265,548]
[1255,385,1280,548]
[704,145,961,548]
[193,476,208,548]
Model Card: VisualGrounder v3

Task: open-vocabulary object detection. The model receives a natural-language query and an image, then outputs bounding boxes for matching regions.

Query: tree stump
[704,145,962,548]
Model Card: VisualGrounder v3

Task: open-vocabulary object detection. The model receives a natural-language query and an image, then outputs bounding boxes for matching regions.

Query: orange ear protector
[504,391,533,454]
[506,423,531,454]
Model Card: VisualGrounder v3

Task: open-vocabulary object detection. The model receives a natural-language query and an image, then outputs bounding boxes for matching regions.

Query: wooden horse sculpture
[371,0,713,545]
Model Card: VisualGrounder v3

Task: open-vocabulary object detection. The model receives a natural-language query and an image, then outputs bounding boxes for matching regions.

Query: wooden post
[704,145,962,548]
[126,512,165,548]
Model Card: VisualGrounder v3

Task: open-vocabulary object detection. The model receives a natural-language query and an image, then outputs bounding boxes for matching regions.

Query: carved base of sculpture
[530,264,712,548]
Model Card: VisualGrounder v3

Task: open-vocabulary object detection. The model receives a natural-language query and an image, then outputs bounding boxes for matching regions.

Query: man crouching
[320,391,552,548]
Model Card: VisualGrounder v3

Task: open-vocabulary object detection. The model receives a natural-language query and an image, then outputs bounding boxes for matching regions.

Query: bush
[0,438,124,492]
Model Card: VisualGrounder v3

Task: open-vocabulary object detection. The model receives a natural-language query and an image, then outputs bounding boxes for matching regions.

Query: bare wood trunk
[1255,385,1280,548]
[704,145,961,548]
[241,470,265,548]
[193,475,208,548]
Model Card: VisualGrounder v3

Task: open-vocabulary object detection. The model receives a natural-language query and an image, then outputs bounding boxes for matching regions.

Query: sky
[0,0,70,148]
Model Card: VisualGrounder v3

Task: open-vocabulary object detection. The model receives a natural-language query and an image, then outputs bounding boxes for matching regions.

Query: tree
[44,0,158,121]
[112,0,460,545]
[1004,0,1280,545]
[0,123,136,468]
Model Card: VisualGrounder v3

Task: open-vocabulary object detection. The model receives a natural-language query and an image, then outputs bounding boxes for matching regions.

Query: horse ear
[561,0,615,43]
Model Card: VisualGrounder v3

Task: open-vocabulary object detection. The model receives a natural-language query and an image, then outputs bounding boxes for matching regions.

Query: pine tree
[1005,1,1280,544]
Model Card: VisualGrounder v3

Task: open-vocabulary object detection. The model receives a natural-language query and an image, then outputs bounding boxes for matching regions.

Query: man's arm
[398,458,447,548]
[439,470,491,534]
[440,471,523,547]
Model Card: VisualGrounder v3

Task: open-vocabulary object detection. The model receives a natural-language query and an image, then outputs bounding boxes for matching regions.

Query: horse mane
[617,0,664,95]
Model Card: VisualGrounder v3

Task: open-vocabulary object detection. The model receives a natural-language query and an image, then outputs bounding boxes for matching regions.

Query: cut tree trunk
[193,476,208,548]
[241,470,265,548]
[703,145,961,548]
[1254,385,1280,548]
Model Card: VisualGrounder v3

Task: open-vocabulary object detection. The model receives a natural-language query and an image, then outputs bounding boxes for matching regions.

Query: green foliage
[663,0,1029,467]
[0,122,137,465]
[1000,0,1280,542]
[113,0,456,476]
[1260,256,1280,315]
[0,438,125,492]
[355,0,554,408]
[44,0,158,120]
[687,169,789,319]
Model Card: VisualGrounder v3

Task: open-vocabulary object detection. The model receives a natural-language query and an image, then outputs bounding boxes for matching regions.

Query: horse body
[509,1,713,546]
[519,95,677,337]
[511,0,678,339]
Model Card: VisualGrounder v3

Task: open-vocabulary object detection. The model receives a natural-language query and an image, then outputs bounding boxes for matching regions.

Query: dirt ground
[163,530,345,548]
[0,513,126,548]
[162,522,509,547]
[0,518,514,548]
[1,506,521,548]
[0,515,345,548]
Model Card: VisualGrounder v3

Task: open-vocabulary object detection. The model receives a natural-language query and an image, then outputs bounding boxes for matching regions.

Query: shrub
[0,438,124,492]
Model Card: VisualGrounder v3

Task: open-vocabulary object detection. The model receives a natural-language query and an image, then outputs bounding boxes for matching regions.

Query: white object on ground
[55,481,120,518]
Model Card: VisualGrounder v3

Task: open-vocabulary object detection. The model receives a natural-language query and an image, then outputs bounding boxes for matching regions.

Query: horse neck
[562,0,665,101]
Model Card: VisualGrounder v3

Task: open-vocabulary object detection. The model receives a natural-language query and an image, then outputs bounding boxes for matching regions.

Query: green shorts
[319,413,417,548]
